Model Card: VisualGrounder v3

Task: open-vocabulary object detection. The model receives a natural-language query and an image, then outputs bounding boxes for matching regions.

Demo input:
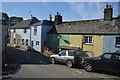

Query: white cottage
[10,17,40,50]
[10,16,54,52]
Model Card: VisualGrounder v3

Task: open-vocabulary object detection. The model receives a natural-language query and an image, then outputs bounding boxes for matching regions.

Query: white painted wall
[31,25,53,53]
[103,35,120,53]
[10,28,31,46]
[31,26,42,52]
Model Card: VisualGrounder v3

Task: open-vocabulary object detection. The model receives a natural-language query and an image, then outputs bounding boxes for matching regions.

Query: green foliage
[7,43,13,47]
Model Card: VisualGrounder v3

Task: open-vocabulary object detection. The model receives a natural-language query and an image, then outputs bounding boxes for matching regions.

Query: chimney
[49,14,52,21]
[54,12,62,25]
[104,4,113,20]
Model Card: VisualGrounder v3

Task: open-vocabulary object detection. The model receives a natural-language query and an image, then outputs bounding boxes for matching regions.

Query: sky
[2,2,119,21]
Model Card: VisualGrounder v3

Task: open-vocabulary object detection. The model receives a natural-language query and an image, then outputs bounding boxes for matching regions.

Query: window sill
[115,45,120,47]
[84,43,93,46]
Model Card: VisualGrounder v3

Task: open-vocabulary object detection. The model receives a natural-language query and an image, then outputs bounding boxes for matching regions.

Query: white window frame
[84,36,93,44]
[36,41,39,45]
[116,37,120,47]
[34,27,37,36]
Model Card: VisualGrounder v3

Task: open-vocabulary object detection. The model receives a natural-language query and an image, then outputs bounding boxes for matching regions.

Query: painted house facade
[47,5,120,57]
[10,16,54,52]
[10,17,40,50]
[30,20,53,52]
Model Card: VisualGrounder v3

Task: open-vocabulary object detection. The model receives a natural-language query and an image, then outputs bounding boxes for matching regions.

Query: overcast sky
[2,2,119,21]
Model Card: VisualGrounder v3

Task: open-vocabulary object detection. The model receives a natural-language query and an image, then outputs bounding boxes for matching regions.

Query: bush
[7,43,13,47]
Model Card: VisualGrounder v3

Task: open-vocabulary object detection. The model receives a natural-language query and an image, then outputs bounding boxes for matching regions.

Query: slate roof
[48,17,120,35]
[10,17,39,29]
[32,20,54,26]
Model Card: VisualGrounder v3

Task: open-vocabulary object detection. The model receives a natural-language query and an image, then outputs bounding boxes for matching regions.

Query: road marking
[99,75,109,78]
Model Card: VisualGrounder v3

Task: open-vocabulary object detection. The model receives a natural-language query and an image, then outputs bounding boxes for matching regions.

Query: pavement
[2,47,120,79]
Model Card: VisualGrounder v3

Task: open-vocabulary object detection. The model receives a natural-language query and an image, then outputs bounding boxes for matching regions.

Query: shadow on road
[3,47,120,78]
[91,69,120,77]
[2,47,51,77]
[6,47,51,65]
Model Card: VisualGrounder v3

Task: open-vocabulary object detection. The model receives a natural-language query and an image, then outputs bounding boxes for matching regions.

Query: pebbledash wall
[69,34,104,57]
[103,35,120,53]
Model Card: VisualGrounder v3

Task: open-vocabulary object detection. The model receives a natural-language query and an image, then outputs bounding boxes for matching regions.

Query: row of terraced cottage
[10,5,120,57]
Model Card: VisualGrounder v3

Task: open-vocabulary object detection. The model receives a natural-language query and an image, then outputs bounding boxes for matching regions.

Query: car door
[95,53,112,70]
[110,54,120,72]
[57,50,67,63]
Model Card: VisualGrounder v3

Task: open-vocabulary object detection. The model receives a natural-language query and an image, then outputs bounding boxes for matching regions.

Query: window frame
[116,37,120,47]
[36,41,39,45]
[26,39,29,46]
[84,36,93,45]
[34,26,37,36]
[22,39,24,45]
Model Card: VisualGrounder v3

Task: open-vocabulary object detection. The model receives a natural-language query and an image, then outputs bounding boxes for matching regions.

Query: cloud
[68,2,104,20]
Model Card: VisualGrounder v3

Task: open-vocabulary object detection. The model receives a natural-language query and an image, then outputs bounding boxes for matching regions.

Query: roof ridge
[64,19,102,23]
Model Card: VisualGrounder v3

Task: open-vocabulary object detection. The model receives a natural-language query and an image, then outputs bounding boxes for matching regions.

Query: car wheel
[51,58,56,64]
[66,60,73,68]
[84,63,93,72]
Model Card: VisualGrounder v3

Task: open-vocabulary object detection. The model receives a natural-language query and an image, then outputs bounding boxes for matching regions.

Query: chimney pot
[106,4,109,8]
[109,5,111,8]
[57,12,59,15]
[49,14,52,21]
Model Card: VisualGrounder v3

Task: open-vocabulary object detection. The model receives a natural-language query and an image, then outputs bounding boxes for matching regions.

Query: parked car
[50,50,83,68]
[82,52,120,73]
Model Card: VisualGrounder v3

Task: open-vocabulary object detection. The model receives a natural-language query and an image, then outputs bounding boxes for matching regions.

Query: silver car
[50,50,82,68]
